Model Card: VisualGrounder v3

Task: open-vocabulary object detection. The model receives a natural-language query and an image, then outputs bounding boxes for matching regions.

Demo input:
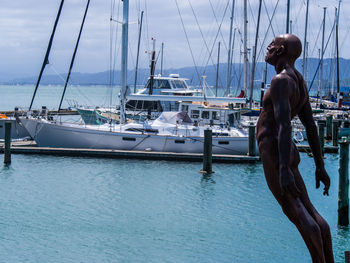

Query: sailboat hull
[21,118,249,155]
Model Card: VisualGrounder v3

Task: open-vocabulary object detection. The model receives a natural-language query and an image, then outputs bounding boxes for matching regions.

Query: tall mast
[215,42,221,97]
[319,7,326,102]
[226,0,235,95]
[58,0,90,112]
[249,0,262,108]
[336,0,342,108]
[120,0,129,124]
[134,10,144,93]
[286,0,290,33]
[243,0,248,96]
[302,0,310,77]
[331,7,338,95]
[29,0,65,111]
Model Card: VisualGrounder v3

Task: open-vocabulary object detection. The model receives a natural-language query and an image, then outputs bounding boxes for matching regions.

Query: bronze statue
[256,34,334,263]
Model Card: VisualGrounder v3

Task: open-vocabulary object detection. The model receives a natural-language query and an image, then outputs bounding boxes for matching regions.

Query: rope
[174,0,201,84]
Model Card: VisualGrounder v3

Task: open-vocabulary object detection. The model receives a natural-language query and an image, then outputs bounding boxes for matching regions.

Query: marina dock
[0,141,260,163]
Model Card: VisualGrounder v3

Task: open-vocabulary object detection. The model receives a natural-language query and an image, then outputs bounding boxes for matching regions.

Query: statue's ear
[276,45,285,56]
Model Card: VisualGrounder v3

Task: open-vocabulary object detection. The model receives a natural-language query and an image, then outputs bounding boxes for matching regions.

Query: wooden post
[318,120,325,155]
[326,115,333,140]
[4,121,11,164]
[344,120,350,129]
[248,122,256,156]
[332,120,339,147]
[345,251,350,263]
[200,129,213,174]
[338,137,349,226]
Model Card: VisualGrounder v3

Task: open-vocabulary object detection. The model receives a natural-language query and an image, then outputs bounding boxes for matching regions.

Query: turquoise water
[0,85,349,262]
[0,85,120,111]
[0,153,348,262]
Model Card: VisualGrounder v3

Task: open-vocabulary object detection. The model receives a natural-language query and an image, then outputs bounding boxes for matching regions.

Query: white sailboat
[20,0,250,155]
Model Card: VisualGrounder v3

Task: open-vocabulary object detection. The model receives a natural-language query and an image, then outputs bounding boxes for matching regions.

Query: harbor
[1,0,350,262]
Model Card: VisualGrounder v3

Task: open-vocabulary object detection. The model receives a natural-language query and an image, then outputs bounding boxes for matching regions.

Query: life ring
[0,114,8,119]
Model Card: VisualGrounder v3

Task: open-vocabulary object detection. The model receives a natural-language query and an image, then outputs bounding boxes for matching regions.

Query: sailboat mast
[120,0,129,124]
[302,0,310,77]
[134,10,144,93]
[249,0,262,109]
[58,0,90,112]
[226,0,235,95]
[29,0,65,111]
[216,42,221,97]
[331,7,338,96]
[336,1,341,108]
[319,7,326,102]
[243,0,248,96]
[286,0,290,33]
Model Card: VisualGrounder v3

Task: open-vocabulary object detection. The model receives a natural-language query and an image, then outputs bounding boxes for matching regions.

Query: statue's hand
[280,168,301,198]
[316,166,330,196]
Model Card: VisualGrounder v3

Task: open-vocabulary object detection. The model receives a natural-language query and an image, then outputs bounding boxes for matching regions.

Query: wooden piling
[345,251,350,263]
[248,123,256,156]
[318,120,325,155]
[326,115,333,140]
[344,120,350,129]
[338,137,349,226]
[4,121,11,164]
[332,119,339,147]
[200,129,213,174]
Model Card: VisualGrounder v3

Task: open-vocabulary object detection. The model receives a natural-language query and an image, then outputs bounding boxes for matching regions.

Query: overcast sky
[0,0,348,80]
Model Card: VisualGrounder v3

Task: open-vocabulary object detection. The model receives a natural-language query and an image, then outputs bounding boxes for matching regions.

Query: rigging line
[187,0,224,85]
[174,0,201,85]
[310,22,323,58]
[29,0,65,111]
[208,0,229,51]
[256,0,279,62]
[58,0,91,112]
[308,21,336,92]
[201,0,230,77]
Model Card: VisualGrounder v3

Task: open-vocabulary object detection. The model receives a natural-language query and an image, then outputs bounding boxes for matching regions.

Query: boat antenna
[134,10,144,93]
[226,0,235,95]
[58,0,90,112]
[29,0,65,111]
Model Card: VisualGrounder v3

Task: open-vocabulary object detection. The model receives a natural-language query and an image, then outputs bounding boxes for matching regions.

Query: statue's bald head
[265,34,302,65]
[275,34,302,61]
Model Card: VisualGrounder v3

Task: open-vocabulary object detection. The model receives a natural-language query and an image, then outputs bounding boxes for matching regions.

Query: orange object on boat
[0,114,8,119]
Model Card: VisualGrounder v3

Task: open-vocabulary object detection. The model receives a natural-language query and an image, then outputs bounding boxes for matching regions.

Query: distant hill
[4,57,350,94]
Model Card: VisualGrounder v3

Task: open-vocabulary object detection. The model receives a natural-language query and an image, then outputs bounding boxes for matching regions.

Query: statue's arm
[298,101,330,195]
[270,75,300,197]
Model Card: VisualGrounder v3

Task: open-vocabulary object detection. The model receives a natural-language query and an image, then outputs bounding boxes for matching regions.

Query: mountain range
[3,58,350,93]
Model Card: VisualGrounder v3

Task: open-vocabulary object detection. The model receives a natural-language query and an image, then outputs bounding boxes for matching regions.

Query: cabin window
[0,125,2,128]
[175,140,185,144]
[171,80,187,89]
[201,111,209,119]
[213,133,229,137]
[212,111,219,120]
[181,105,189,112]
[191,110,200,119]
[122,137,136,141]
[218,141,229,145]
